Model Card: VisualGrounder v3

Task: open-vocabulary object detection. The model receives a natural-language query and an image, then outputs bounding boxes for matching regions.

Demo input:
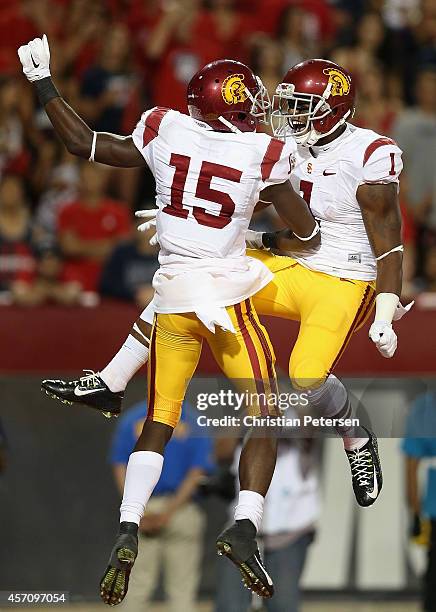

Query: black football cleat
[100,522,138,606]
[41,370,123,418]
[216,519,274,598]
[345,427,383,507]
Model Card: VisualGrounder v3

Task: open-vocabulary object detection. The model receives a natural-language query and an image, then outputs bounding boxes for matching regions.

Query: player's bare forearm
[40,80,145,167]
[357,182,403,296]
[274,228,320,253]
[261,181,320,250]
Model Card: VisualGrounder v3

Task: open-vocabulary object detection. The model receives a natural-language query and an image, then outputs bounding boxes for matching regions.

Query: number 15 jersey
[132,107,295,315]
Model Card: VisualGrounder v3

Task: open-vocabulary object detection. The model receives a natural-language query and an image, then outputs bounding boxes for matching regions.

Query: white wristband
[375,245,403,261]
[294,221,320,242]
[89,131,97,162]
[374,292,400,324]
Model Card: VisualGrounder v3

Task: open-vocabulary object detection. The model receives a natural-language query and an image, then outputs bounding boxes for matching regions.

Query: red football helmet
[271,59,356,145]
[187,59,270,133]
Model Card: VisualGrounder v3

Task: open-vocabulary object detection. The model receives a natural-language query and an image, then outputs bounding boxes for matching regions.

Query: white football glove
[246,230,265,250]
[18,34,51,82]
[369,321,398,358]
[135,209,158,246]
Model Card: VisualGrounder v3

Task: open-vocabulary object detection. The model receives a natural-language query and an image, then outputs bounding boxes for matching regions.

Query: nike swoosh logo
[74,387,101,397]
[31,54,40,69]
[367,464,379,500]
[253,554,273,586]
[323,170,336,176]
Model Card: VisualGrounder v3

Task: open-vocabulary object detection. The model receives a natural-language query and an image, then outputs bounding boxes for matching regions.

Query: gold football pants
[248,249,376,389]
[147,297,277,428]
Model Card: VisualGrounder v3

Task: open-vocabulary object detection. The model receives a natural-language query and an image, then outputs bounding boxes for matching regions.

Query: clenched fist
[18,34,51,82]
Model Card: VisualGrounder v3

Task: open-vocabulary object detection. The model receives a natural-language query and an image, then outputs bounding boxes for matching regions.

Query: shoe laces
[78,369,101,389]
[348,448,373,487]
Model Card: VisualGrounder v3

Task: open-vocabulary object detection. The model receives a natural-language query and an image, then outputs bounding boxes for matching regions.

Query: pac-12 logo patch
[222,74,248,105]
[323,68,351,97]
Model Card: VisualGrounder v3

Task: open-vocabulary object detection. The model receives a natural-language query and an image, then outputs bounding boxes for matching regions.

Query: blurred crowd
[0,0,436,307]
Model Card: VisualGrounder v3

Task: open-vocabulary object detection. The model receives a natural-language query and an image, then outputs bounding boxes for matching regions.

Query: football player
[43,60,407,512]
[18,37,320,604]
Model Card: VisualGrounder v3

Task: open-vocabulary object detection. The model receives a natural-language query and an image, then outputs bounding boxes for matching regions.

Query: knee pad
[148,391,182,429]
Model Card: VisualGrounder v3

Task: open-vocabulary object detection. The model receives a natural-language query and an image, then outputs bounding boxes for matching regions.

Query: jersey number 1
[162,153,242,229]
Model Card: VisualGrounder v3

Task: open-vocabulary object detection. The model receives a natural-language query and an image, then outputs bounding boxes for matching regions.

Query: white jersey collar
[310,124,354,156]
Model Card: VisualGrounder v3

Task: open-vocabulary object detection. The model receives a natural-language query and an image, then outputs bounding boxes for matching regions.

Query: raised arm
[18,35,145,168]
[248,181,320,252]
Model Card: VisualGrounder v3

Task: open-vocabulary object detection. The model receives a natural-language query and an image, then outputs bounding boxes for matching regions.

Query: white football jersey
[132,107,296,316]
[289,124,403,281]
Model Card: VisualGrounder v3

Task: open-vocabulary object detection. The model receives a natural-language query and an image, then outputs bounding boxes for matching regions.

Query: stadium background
[0,0,436,610]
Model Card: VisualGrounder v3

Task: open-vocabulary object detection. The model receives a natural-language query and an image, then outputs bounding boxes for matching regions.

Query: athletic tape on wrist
[374,292,400,324]
[34,77,60,106]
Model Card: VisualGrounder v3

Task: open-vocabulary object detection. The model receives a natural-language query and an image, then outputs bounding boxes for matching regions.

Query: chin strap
[218,115,241,134]
[299,110,352,147]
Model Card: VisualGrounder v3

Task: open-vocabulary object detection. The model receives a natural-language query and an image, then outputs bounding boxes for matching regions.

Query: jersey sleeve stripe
[363,138,397,167]
[261,138,285,180]
[142,107,170,147]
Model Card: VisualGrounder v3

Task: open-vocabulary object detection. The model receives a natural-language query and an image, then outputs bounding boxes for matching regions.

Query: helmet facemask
[271,82,351,145]
[248,76,271,124]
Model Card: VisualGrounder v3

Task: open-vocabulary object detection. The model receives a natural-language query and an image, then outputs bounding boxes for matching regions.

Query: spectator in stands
[215,435,319,612]
[0,0,433,296]
[393,68,436,240]
[77,24,139,134]
[34,152,80,248]
[146,0,237,111]
[251,36,283,99]
[110,400,213,612]
[353,62,402,135]
[11,246,83,306]
[0,174,34,295]
[415,0,436,67]
[402,391,436,612]
[99,223,159,307]
[0,78,29,179]
[58,162,131,292]
[207,0,255,64]
[51,0,107,79]
[331,11,387,83]
[277,4,319,74]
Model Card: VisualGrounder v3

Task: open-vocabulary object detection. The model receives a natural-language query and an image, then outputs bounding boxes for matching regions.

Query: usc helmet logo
[222,74,248,105]
[323,68,351,97]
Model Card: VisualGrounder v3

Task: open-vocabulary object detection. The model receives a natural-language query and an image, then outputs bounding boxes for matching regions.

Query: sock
[234,490,264,532]
[100,333,149,393]
[307,374,368,451]
[120,451,164,525]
